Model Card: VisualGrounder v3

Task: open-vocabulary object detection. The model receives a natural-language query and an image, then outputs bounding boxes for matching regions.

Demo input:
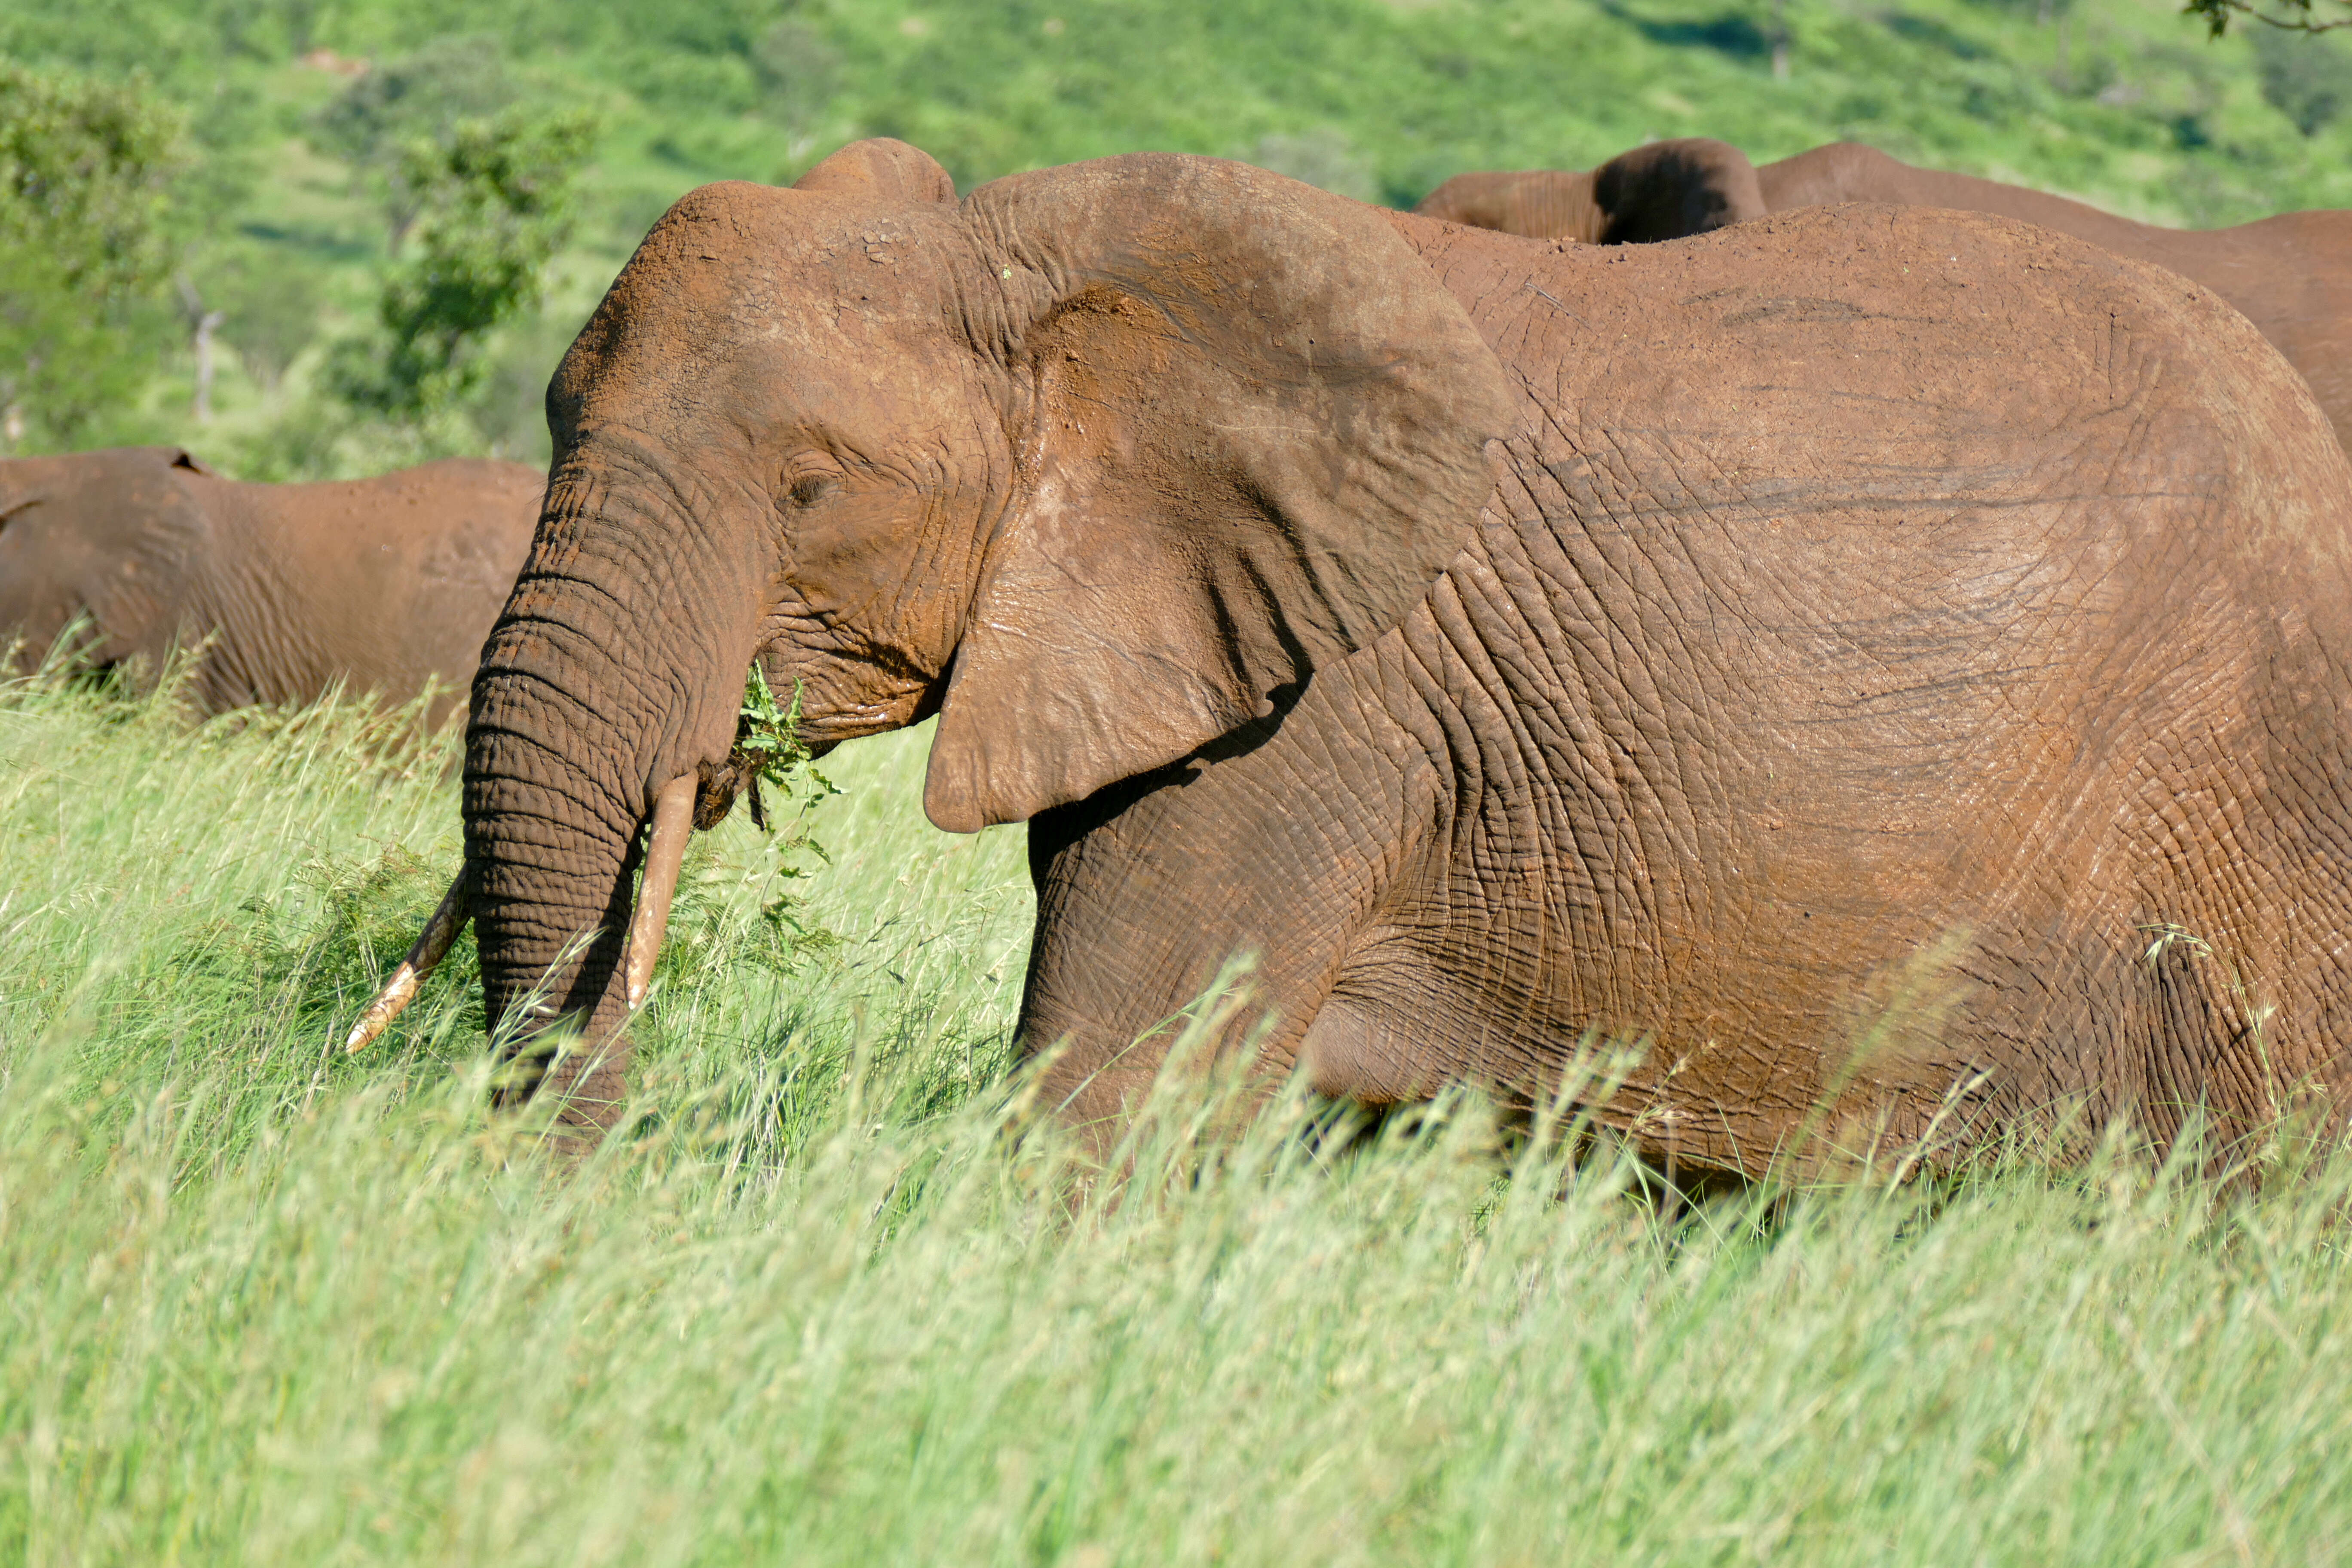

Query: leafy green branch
[2184,0,2352,36]
[329,105,596,421]
[738,665,839,817]
[735,665,843,947]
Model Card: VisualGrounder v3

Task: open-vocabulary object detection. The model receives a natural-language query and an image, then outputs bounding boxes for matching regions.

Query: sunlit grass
[3,674,2349,1564]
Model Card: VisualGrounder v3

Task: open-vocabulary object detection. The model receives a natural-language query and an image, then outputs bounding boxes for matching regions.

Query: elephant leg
[1016,692,1430,1151]
[494,1027,636,1142]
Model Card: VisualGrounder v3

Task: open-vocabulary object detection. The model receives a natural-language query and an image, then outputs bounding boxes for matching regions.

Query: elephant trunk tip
[351,770,697,1057]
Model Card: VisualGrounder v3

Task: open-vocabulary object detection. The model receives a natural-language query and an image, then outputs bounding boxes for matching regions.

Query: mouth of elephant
[698,662,943,830]
[774,662,952,748]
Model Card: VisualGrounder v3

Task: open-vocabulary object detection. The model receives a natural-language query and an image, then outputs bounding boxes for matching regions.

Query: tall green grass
[4,674,2351,1563]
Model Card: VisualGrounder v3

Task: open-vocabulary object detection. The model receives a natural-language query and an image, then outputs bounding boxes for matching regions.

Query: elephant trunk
[457,454,756,1128]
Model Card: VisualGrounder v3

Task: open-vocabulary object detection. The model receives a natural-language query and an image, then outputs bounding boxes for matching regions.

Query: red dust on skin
[453,139,2352,1179]
[0,445,539,722]
[1421,136,2352,459]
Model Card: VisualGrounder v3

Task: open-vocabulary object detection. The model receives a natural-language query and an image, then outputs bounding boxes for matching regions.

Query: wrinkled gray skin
[0,446,540,719]
[462,140,2352,1175]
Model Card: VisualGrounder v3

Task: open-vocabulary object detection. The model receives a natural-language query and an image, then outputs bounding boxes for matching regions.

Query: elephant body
[1414,139,1766,245]
[1412,168,1608,243]
[1026,208,2352,1163]
[0,447,540,717]
[452,143,2352,1173]
[1419,138,2352,459]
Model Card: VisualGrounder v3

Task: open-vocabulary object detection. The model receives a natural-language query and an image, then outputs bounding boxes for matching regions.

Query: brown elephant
[0,446,541,718]
[1418,138,2352,457]
[1414,138,1766,245]
[356,138,2352,1179]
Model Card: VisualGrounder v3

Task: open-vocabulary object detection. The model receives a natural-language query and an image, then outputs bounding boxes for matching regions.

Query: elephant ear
[1592,138,1766,244]
[792,138,956,203]
[921,153,1517,833]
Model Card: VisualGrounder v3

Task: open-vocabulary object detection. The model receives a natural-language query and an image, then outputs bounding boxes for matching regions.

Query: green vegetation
[0,60,187,447]
[2184,0,2352,42]
[2251,23,2352,132]
[2,0,2349,474]
[325,105,597,420]
[8,5,2352,1559]
[5,671,2352,1561]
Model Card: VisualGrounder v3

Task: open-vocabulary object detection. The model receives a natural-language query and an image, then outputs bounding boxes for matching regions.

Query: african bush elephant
[1414,138,1765,245]
[1420,138,2352,457]
[358,137,2352,1177]
[0,446,540,718]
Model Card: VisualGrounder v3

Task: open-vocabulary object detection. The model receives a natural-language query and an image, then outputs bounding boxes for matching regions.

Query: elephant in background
[1415,138,1765,245]
[357,138,2352,1180]
[0,446,541,719]
[1419,138,2352,456]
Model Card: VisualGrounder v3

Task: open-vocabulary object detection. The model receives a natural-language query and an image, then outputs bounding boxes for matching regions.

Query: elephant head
[352,141,1516,1124]
[1415,138,1767,244]
[1589,138,1767,242]
[0,445,217,680]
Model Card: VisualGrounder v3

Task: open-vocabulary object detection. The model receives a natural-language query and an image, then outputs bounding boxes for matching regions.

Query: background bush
[0,0,2347,475]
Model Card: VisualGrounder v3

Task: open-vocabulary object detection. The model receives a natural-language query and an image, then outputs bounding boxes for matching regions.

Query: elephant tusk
[623,774,699,1012]
[345,872,472,1053]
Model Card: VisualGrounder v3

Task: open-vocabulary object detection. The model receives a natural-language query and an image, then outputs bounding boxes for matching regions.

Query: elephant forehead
[559,186,975,431]
[631,181,960,317]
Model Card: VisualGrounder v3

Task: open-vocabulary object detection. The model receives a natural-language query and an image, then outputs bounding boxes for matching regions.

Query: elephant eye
[786,474,836,510]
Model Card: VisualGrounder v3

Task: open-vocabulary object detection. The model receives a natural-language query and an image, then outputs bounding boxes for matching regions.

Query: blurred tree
[1250,129,1377,202]
[0,60,184,449]
[174,270,225,421]
[2184,0,2350,35]
[2251,25,2352,128]
[752,17,843,161]
[309,35,519,246]
[213,0,331,59]
[465,306,583,465]
[193,243,327,397]
[330,107,596,422]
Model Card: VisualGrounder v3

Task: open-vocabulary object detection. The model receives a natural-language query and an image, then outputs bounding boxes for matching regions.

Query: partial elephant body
[1752,144,2352,459]
[1421,139,2352,459]
[1027,208,2352,1164]
[0,447,540,718]
[1415,139,1765,244]
[1414,169,1605,242]
[439,144,2352,1174]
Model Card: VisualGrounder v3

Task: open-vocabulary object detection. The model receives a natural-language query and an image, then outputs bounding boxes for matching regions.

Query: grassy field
[6,671,2352,1563]
[10,0,2352,1559]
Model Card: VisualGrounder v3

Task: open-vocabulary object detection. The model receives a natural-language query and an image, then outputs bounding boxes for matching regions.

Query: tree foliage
[2249,25,2352,126]
[0,59,185,447]
[196,243,325,394]
[329,106,594,422]
[2183,0,2352,37]
[308,35,521,245]
[750,18,842,156]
